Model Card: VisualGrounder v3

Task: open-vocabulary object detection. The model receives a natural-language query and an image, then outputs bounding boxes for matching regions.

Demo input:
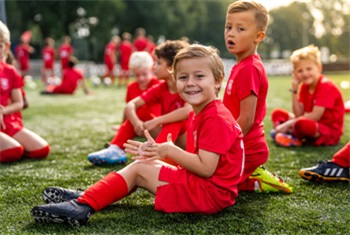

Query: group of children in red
[0,0,348,227]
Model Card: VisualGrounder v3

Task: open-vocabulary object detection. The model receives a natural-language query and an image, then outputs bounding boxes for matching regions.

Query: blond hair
[227,1,269,31]
[129,51,154,70]
[172,44,225,95]
[0,21,10,44]
[290,44,321,68]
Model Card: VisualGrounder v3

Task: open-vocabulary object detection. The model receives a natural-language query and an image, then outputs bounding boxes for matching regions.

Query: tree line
[5,0,349,62]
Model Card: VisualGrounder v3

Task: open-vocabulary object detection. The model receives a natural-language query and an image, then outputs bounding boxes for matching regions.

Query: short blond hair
[129,51,154,70]
[227,1,269,32]
[290,44,321,68]
[172,44,225,95]
[0,21,10,44]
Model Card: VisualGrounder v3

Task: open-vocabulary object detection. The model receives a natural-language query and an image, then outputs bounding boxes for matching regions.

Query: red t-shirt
[119,41,133,70]
[140,81,185,115]
[299,75,344,138]
[0,62,24,134]
[42,46,55,68]
[223,54,268,156]
[104,42,117,63]
[58,44,73,69]
[133,37,148,51]
[155,100,244,213]
[15,44,31,70]
[52,67,84,94]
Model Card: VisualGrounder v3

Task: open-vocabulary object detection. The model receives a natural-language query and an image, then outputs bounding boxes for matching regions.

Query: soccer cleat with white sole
[299,161,350,183]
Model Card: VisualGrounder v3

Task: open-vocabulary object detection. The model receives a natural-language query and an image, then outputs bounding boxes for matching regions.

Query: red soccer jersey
[52,67,83,94]
[15,44,31,70]
[0,62,24,134]
[155,100,244,213]
[42,46,55,69]
[140,81,185,115]
[223,54,268,156]
[104,42,117,63]
[299,75,344,138]
[58,44,73,69]
[133,37,148,51]
[119,41,133,70]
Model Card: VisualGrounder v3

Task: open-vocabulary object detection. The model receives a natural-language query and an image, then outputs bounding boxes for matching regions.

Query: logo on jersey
[1,78,9,90]
[226,79,233,95]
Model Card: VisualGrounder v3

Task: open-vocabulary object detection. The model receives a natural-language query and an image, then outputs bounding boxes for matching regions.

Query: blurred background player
[118,32,133,86]
[58,36,74,72]
[41,37,56,84]
[133,27,148,52]
[41,56,90,95]
[102,35,120,85]
[15,38,34,78]
[299,142,349,183]
[0,21,50,163]
[88,51,160,165]
[271,45,344,147]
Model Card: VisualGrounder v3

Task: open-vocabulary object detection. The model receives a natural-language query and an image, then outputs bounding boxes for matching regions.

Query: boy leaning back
[223,1,292,193]
[31,44,245,226]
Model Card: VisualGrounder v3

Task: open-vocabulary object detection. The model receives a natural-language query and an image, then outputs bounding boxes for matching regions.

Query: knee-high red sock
[24,145,50,159]
[293,118,317,139]
[331,142,350,168]
[271,108,289,128]
[0,146,24,163]
[77,171,129,211]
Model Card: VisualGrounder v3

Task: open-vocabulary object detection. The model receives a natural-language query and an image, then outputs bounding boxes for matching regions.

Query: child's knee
[271,108,289,127]
[294,118,317,139]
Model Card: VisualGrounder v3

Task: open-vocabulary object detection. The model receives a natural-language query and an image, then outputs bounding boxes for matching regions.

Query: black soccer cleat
[31,199,93,226]
[43,187,84,204]
[299,161,350,183]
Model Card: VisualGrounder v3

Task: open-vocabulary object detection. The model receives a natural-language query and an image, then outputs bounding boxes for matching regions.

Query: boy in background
[118,32,133,86]
[88,51,161,165]
[41,37,55,84]
[223,1,292,193]
[102,35,120,85]
[15,38,34,78]
[58,36,74,71]
[271,45,344,147]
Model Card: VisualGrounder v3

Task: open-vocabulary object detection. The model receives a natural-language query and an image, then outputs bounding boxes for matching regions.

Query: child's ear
[255,31,265,43]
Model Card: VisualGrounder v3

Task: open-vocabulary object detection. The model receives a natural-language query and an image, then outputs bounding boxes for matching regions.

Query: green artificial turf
[0,74,349,235]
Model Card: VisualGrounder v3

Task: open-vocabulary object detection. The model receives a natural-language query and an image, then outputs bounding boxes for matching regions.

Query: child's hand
[124,130,160,161]
[143,118,160,131]
[291,72,301,89]
[133,120,145,136]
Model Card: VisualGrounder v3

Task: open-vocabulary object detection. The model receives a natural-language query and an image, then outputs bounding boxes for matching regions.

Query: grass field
[0,73,349,235]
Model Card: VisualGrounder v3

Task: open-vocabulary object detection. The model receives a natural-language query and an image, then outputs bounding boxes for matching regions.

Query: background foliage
[4,0,350,61]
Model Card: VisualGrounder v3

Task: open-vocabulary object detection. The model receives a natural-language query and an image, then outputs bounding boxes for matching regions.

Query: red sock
[77,172,129,211]
[331,142,350,168]
[271,108,289,128]
[24,145,50,159]
[293,118,317,139]
[237,178,256,192]
[0,146,24,163]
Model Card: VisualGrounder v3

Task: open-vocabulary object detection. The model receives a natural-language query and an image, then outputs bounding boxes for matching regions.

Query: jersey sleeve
[234,65,261,101]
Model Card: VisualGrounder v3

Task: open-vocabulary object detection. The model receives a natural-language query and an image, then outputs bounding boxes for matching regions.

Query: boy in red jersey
[15,38,34,78]
[41,37,56,84]
[133,27,148,51]
[118,32,133,86]
[223,1,292,193]
[88,51,161,165]
[0,21,50,163]
[271,45,344,147]
[58,36,74,71]
[299,141,349,182]
[102,35,120,85]
[31,44,245,226]
[41,56,90,95]
[88,40,191,166]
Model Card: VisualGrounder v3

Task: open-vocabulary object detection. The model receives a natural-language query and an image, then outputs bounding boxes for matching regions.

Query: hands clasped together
[124,130,173,161]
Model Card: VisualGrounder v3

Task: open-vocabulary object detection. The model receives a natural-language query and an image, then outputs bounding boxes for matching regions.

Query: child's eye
[195,74,204,79]
[225,26,232,30]
[238,27,244,32]
[178,76,187,80]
